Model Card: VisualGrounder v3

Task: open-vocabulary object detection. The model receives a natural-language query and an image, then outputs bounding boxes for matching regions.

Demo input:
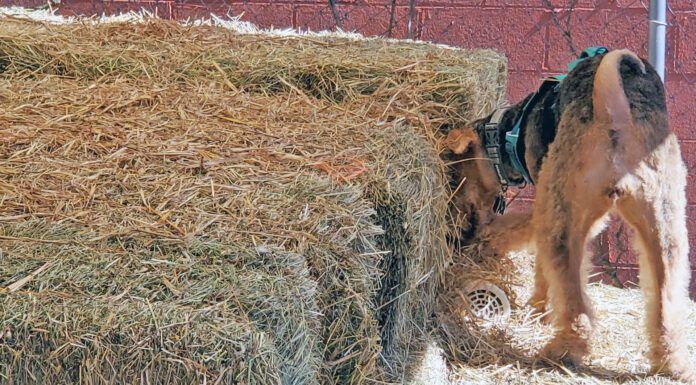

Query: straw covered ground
[0,13,508,385]
[441,252,696,385]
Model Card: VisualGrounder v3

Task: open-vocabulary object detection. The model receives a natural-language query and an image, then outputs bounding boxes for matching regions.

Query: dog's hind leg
[533,152,614,365]
[529,215,607,322]
[615,136,695,383]
[535,202,611,365]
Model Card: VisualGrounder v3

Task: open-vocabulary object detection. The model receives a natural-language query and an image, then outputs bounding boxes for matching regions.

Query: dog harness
[483,46,609,192]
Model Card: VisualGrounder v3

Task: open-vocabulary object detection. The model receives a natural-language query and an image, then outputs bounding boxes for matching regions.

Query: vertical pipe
[328,0,342,30]
[408,0,416,39]
[648,0,667,82]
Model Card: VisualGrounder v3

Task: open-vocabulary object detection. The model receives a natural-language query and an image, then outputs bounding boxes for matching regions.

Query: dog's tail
[592,49,645,125]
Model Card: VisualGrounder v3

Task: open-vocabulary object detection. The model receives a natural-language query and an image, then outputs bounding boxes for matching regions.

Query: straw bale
[0,15,507,384]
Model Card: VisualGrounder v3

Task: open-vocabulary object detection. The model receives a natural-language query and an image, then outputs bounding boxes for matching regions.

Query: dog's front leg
[481,211,549,318]
[481,211,534,254]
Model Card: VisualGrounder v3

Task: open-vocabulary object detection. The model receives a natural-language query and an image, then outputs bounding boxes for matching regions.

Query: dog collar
[503,79,561,186]
[481,101,537,193]
[482,108,513,190]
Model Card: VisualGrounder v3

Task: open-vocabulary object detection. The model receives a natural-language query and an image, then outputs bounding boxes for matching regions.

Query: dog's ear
[445,128,479,155]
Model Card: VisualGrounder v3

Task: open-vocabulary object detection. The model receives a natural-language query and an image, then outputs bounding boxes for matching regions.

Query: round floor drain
[464,281,511,321]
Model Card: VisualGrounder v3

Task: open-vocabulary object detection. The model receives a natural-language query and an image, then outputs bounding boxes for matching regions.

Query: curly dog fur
[444,49,694,382]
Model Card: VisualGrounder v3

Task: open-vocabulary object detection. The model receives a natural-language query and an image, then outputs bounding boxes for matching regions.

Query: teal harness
[485,46,608,195]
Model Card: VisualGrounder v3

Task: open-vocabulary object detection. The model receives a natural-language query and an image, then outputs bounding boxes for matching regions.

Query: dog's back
[559,51,669,162]
[522,51,668,186]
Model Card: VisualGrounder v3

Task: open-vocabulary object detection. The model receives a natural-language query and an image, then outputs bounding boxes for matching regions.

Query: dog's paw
[540,334,590,368]
[673,368,696,385]
[650,356,696,384]
[647,337,696,383]
[652,365,696,384]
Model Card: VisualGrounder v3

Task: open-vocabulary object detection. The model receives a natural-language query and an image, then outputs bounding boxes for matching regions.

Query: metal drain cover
[465,281,511,321]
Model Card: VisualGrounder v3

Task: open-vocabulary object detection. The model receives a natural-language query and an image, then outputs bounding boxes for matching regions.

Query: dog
[444,49,694,382]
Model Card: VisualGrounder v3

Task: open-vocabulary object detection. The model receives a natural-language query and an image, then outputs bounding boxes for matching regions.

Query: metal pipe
[648,0,667,82]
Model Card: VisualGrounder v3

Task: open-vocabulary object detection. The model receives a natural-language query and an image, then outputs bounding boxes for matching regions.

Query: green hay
[0,16,507,384]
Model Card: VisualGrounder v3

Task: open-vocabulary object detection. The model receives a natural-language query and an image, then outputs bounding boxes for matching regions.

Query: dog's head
[444,117,525,237]
[446,118,527,186]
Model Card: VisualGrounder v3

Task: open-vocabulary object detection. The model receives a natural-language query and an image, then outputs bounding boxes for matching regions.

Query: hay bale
[0,16,506,384]
[0,16,505,125]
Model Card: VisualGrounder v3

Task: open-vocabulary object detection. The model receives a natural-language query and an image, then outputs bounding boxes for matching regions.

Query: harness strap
[548,46,609,81]
[483,108,510,191]
[504,78,562,185]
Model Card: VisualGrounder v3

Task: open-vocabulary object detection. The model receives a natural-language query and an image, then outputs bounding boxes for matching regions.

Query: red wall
[6,0,696,296]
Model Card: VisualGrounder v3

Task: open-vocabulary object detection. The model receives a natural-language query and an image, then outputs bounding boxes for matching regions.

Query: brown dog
[445,49,694,382]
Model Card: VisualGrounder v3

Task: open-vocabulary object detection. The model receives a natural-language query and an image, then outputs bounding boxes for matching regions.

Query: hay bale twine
[0,15,507,384]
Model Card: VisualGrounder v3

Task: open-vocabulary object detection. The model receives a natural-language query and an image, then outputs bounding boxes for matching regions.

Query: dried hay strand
[0,15,507,385]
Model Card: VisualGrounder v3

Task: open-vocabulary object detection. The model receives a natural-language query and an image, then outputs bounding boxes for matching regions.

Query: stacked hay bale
[0,16,506,384]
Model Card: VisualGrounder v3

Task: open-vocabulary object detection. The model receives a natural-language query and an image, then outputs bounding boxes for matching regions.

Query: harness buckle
[492,194,506,215]
[484,123,499,146]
